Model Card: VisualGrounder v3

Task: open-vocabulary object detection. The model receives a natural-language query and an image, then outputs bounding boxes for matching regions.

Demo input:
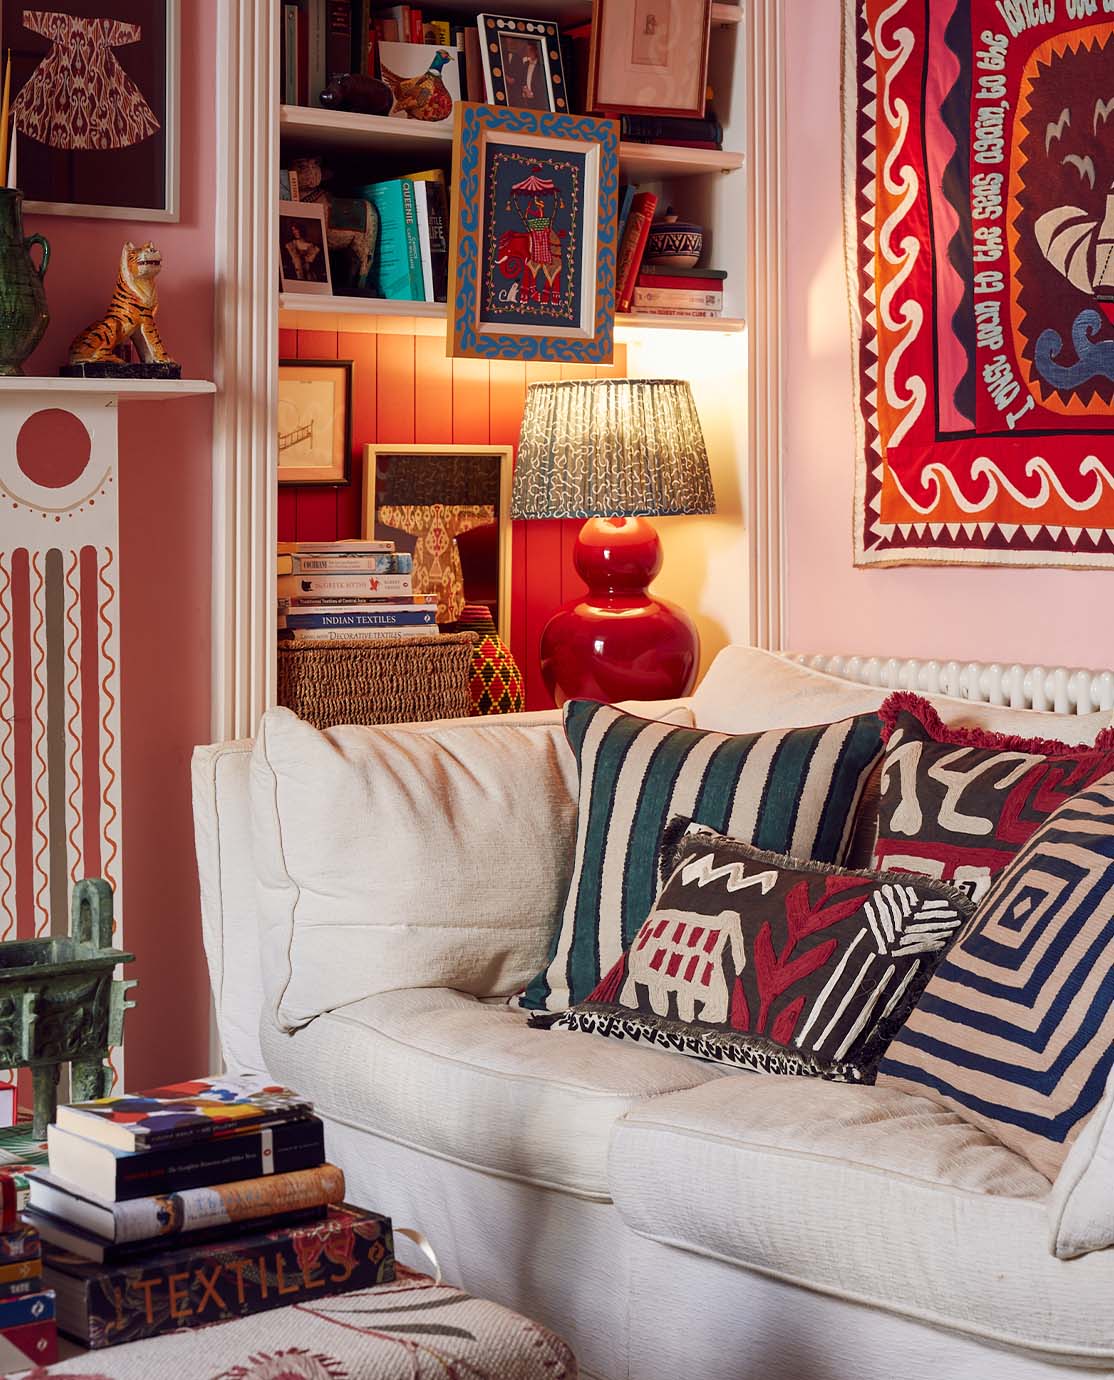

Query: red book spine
[615,193,657,313]
[635,273,724,291]
[0,1318,57,1367]
[409,8,423,42]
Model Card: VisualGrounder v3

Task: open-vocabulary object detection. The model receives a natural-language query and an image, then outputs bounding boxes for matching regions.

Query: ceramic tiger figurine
[68,242,177,367]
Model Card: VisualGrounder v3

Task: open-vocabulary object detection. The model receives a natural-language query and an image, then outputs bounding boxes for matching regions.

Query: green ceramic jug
[0,189,49,376]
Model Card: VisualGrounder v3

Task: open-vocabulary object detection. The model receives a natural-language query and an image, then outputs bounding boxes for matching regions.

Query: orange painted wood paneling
[414,335,453,443]
[376,334,416,443]
[490,361,529,686]
[339,331,377,538]
[451,358,490,444]
[293,331,341,539]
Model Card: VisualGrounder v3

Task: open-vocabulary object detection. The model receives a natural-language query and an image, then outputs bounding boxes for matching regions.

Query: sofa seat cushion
[608,1077,1114,1364]
[259,987,723,1200]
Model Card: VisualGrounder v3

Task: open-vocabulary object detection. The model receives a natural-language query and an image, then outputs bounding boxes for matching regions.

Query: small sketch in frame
[363,444,513,638]
[3,0,179,220]
[588,0,712,119]
[278,359,352,486]
[279,201,332,295]
[477,14,567,113]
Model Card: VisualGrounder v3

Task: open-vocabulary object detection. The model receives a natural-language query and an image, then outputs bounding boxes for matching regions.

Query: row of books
[281,165,449,303]
[278,539,441,642]
[615,188,728,318]
[27,1077,394,1348]
[0,1173,57,1370]
[282,0,482,106]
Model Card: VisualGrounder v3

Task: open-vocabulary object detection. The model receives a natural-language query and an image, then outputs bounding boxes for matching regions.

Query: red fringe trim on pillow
[878,690,1114,755]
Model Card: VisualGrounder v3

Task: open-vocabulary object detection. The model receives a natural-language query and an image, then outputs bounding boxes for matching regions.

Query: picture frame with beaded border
[476,14,568,113]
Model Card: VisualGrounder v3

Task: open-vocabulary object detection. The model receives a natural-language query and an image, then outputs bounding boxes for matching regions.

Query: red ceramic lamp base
[539,516,700,707]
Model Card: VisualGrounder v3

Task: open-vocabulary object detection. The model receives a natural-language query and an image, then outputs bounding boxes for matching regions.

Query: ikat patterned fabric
[878,774,1114,1182]
[515,701,885,1012]
[871,693,1114,903]
[544,826,973,1081]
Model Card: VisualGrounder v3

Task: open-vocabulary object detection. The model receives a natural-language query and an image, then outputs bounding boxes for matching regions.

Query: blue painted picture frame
[447,103,618,363]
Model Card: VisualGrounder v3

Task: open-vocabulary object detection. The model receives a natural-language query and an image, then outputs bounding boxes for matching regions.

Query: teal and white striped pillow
[516,700,884,1012]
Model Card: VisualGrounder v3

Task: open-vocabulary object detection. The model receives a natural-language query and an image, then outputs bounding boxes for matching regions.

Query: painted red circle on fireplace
[16,409,92,489]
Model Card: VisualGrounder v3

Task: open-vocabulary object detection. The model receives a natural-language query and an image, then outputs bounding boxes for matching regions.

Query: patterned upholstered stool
[21,1267,577,1379]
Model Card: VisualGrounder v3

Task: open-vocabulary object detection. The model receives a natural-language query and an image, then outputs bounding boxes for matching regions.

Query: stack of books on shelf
[617,112,724,151]
[278,539,440,642]
[25,1078,393,1349]
[0,1168,57,1370]
[614,188,729,318]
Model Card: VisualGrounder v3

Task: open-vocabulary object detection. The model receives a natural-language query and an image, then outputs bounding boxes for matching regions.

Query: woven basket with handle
[277,633,477,729]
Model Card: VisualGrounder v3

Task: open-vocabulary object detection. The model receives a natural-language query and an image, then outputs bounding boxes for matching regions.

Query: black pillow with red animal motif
[544,825,975,1082]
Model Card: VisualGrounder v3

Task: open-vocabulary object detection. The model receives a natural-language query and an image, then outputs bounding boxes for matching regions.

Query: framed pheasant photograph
[378,41,460,127]
[447,102,619,362]
[1,0,179,220]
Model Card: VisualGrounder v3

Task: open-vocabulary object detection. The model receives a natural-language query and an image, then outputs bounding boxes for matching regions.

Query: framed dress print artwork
[278,360,353,486]
[447,102,618,363]
[587,0,711,118]
[363,444,513,638]
[2,0,179,219]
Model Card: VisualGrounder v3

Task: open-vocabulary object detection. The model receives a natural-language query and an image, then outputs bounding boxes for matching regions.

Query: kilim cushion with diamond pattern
[878,772,1114,1182]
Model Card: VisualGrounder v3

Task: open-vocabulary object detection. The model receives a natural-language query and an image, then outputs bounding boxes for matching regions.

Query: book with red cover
[615,192,657,313]
[635,273,726,292]
[0,1317,57,1368]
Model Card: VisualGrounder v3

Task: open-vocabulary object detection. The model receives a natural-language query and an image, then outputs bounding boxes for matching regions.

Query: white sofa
[191,647,1114,1380]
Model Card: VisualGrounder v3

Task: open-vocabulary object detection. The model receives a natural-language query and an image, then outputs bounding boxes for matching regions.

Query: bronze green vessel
[0,878,134,1137]
[0,188,49,377]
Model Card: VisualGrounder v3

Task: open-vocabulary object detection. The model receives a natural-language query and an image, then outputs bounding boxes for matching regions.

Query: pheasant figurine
[381,48,455,123]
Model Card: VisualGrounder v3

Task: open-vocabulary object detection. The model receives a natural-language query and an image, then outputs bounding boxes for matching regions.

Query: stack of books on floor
[25,1078,393,1349]
[0,1167,57,1370]
[278,539,440,642]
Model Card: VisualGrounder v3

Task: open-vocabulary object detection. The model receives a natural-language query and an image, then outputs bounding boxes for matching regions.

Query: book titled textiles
[28,1163,344,1249]
[46,1117,325,1203]
[44,1205,393,1349]
[55,1078,313,1153]
[279,625,439,643]
[284,607,437,629]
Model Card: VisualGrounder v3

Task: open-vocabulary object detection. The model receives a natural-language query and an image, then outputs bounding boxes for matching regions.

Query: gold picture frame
[362,443,513,641]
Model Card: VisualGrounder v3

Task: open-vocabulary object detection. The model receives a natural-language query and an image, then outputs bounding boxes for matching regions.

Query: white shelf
[280,106,743,179]
[0,377,216,401]
[280,292,744,333]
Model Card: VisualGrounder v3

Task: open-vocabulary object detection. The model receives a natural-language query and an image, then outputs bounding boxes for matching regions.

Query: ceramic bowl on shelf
[643,210,704,269]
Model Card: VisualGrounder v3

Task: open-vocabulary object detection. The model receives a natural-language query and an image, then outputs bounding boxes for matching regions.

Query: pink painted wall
[22,2,217,1088]
[782,2,1114,672]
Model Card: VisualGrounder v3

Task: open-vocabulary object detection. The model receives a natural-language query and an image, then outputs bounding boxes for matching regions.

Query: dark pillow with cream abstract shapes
[547,824,974,1082]
[871,693,1114,902]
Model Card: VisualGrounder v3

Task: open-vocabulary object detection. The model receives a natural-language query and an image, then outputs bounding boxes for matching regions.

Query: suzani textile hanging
[844,0,1114,567]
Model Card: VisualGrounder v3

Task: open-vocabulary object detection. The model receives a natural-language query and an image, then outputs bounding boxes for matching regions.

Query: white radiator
[787,653,1114,716]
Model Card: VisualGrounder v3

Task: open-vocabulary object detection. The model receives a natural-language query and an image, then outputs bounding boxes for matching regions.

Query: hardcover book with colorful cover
[55,1078,313,1153]
[44,1204,393,1348]
[0,1222,41,1264]
[361,178,424,300]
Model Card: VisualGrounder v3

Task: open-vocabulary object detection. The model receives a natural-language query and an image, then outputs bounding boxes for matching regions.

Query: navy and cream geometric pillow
[542,826,972,1081]
[878,772,1114,1181]
[515,700,885,1012]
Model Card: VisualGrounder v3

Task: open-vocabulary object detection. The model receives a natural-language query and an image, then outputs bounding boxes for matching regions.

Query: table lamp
[511,378,715,706]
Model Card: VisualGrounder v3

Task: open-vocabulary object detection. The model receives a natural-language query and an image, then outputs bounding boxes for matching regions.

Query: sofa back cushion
[516,700,885,1013]
[252,707,584,1032]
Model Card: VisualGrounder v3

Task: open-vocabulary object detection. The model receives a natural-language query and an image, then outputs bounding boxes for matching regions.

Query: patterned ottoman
[15,1268,577,1380]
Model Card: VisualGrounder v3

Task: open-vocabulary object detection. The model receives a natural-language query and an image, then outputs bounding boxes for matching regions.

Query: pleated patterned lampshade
[511,378,716,519]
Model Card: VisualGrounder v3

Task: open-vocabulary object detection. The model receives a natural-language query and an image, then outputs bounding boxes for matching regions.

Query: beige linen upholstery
[608,1076,1114,1364]
[691,646,1113,743]
[260,987,720,1199]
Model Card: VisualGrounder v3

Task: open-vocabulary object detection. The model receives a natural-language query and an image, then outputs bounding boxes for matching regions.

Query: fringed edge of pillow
[878,690,1114,755]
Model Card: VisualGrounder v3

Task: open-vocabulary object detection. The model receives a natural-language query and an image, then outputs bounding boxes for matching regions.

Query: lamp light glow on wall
[511,378,715,706]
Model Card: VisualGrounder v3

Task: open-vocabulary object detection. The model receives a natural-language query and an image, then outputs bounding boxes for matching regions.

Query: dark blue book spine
[284,610,437,629]
[113,1119,324,1201]
[0,1289,54,1327]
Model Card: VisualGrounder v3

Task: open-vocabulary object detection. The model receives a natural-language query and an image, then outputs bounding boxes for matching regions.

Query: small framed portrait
[278,360,352,486]
[476,14,567,113]
[447,102,618,363]
[279,200,332,295]
[3,0,179,219]
[588,0,712,118]
[363,444,513,638]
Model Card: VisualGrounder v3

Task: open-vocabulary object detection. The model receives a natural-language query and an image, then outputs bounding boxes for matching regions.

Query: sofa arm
[251,707,582,1033]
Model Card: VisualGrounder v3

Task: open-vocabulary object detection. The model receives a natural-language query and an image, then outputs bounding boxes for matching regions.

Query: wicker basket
[277,633,477,729]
